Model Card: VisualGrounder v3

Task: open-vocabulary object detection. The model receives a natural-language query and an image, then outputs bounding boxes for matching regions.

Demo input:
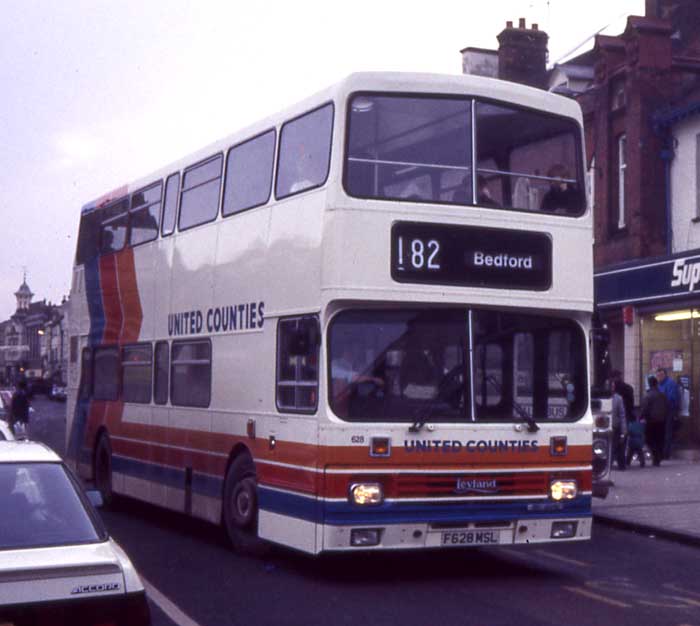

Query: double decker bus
[67,72,593,554]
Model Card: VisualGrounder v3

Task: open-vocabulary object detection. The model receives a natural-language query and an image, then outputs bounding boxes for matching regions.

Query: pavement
[593,453,700,546]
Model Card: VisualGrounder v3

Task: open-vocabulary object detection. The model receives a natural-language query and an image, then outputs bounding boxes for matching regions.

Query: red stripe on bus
[98,255,122,344]
[116,248,143,344]
[111,437,227,477]
[257,462,319,495]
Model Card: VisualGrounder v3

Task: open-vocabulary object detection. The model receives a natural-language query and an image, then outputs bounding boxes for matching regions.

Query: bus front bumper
[322,516,592,551]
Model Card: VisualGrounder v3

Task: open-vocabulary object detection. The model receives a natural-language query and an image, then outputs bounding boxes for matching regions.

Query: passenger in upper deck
[540,164,581,214]
[477,175,500,208]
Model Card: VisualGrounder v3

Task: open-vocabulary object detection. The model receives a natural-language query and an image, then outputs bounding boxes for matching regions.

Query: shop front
[595,252,700,448]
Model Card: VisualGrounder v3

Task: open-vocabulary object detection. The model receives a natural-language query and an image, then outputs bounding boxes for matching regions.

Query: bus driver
[331,343,384,417]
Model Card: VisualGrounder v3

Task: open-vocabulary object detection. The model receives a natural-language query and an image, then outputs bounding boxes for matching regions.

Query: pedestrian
[656,368,679,459]
[611,382,627,470]
[9,380,31,439]
[610,370,635,424]
[640,375,668,466]
[626,416,646,468]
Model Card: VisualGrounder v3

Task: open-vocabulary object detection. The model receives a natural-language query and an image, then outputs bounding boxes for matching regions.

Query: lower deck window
[122,344,153,403]
[171,340,211,407]
[276,316,320,412]
[93,346,119,401]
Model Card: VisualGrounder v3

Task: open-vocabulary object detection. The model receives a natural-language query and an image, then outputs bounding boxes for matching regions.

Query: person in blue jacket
[656,368,679,459]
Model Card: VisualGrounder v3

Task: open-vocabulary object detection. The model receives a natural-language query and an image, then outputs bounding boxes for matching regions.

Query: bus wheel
[223,454,268,555]
[94,434,114,507]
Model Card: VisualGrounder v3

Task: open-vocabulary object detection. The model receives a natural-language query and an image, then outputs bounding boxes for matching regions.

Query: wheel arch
[222,443,255,496]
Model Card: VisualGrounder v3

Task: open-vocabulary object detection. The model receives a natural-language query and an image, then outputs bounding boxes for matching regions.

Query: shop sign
[596,252,700,307]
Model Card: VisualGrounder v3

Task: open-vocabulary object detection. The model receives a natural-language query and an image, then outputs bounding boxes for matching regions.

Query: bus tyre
[94,433,114,507]
[223,454,268,555]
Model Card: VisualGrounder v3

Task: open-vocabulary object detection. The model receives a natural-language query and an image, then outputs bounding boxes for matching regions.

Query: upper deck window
[179,154,223,231]
[99,198,129,255]
[161,173,180,237]
[223,129,276,216]
[345,95,472,204]
[344,94,585,217]
[475,102,584,215]
[276,103,334,199]
[129,182,162,247]
[75,210,101,265]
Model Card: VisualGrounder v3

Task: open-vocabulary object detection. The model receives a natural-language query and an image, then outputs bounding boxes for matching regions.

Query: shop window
[617,135,627,230]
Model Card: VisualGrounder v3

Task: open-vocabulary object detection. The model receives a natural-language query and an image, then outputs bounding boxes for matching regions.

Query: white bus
[67,72,593,554]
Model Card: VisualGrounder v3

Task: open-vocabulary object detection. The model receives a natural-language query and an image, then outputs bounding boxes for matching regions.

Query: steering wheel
[438,366,465,409]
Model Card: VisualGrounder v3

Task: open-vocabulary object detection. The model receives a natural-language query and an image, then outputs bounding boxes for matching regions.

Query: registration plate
[440,530,501,546]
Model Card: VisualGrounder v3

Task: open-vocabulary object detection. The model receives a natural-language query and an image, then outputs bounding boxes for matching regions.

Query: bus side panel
[256,417,320,554]
[153,237,174,342]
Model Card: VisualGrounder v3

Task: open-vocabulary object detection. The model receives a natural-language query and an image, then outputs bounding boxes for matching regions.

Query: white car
[0,441,151,625]
[0,420,13,441]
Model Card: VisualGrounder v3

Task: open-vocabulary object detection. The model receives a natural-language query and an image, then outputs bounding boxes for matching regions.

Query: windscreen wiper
[408,396,435,433]
[408,366,464,433]
[485,375,539,433]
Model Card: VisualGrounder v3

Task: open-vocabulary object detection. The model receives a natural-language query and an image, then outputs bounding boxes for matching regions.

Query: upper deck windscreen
[344,93,585,216]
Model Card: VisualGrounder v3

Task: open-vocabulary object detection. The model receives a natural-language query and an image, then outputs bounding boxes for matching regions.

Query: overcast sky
[0,0,644,321]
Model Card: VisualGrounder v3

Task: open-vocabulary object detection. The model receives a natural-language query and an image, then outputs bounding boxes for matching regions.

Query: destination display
[391,222,552,290]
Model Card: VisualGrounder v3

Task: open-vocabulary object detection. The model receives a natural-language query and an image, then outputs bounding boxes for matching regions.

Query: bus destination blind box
[391,222,552,290]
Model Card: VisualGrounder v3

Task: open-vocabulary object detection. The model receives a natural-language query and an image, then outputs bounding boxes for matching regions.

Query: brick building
[462,0,700,445]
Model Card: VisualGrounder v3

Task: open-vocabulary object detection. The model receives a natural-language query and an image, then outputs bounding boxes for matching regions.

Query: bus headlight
[350,483,383,505]
[550,480,578,501]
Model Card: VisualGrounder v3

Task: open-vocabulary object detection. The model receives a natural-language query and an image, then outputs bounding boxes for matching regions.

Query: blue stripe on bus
[257,486,323,522]
[85,255,105,345]
[67,256,105,466]
[258,485,591,525]
[111,455,223,499]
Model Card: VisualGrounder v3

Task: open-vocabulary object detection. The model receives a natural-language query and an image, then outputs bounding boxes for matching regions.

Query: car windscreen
[0,462,103,550]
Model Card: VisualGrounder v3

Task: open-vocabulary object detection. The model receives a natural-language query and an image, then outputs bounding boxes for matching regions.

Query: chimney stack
[497,18,549,90]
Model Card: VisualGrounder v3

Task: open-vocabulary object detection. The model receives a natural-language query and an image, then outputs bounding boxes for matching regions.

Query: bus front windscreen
[328,309,587,423]
[344,93,585,216]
